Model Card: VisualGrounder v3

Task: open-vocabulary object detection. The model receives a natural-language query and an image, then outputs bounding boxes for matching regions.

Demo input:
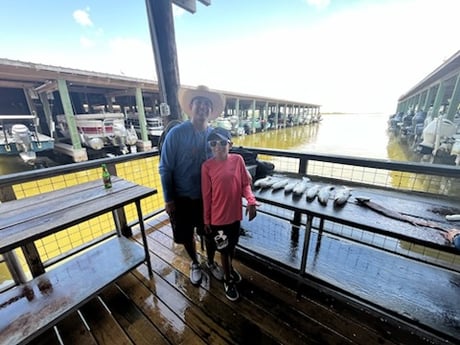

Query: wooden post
[145,0,182,123]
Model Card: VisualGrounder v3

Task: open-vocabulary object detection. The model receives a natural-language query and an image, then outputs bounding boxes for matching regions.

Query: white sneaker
[206,261,224,281]
[190,262,202,285]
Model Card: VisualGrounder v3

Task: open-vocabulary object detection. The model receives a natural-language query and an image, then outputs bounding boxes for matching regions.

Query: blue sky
[1,0,459,113]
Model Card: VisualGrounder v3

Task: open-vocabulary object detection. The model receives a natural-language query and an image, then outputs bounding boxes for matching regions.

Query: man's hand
[165,201,175,216]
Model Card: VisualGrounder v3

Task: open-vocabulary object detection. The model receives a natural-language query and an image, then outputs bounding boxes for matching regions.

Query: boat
[126,112,164,146]
[0,114,54,163]
[210,116,233,134]
[56,113,138,153]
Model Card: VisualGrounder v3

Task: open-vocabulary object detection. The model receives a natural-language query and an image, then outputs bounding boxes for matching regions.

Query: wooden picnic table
[0,177,156,345]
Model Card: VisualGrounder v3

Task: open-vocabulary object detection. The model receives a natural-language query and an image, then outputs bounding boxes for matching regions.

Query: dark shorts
[169,197,204,244]
[208,221,241,254]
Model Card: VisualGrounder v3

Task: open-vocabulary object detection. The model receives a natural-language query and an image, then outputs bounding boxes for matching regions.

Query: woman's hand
[204,224,212,235]
[246,204,258,221]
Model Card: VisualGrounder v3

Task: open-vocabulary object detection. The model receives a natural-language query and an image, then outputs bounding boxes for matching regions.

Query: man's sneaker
[224,280,239,301]
[190,262,202,285]
[206,261,224,281]
[230,267,242,284]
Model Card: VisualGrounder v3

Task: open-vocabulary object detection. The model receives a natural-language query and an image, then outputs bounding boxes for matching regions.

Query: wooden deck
[25,213,454,345]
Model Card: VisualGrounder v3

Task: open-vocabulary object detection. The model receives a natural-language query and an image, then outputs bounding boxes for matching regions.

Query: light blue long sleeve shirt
[159,121,213,202]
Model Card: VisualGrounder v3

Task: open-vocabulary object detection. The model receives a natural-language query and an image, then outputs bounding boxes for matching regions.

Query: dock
[0,58,320,162]
[17,212,456,345]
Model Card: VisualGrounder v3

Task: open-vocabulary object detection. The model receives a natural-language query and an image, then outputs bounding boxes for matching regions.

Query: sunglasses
[209,140,229,147]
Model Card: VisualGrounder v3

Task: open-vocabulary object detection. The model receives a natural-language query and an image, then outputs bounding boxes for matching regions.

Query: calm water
[0,113,406,176]
[233,113,407,161]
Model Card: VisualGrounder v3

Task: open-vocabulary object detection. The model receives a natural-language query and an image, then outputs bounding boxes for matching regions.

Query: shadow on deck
[28,213,454,345]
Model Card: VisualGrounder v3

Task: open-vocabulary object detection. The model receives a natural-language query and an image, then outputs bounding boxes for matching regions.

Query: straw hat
[178,85,225,120]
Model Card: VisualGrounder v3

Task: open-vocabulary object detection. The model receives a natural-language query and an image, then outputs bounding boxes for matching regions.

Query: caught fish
[446,214,460,221]
[355,197,450,233]
[271,178,290,190]
[254,176,274,188]
[333,187,352,207]
[318,185,335,205]
[306,184,320,201]
[293,177,311,195]
[284,180,299,193]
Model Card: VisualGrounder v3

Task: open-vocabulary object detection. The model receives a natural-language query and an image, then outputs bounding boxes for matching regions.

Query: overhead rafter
[172,0,211,13]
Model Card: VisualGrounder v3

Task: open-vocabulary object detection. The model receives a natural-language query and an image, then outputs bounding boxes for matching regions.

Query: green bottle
[101,164,112,189]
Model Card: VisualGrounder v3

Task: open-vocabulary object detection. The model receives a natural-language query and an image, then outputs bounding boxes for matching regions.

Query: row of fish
[254,176,352,206]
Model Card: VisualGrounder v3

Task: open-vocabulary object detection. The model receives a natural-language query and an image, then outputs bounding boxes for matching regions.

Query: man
[159,85,225,285]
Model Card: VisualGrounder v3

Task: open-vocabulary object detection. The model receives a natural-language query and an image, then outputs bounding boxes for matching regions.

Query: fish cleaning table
[0,177,156,345]
[253,181,460,267]
[251,180,460,342]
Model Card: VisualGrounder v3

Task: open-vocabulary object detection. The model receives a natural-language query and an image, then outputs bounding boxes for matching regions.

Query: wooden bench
[0,177,156,345]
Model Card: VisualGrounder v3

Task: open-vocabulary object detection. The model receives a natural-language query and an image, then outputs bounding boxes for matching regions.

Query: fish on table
[271,178,291,190]
[446,214,460,221]
[306,184,320,201]
[254,176,275,188]
[284,180,299,193]
[355,197,451,233]
[318,185,335,205]
[293,177,311,195]
[333,186,352,207]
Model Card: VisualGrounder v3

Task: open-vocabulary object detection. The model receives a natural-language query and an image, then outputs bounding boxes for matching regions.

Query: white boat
[126,113,163,145]
[212,116,233,131]
[56,113,138,153]
[0,114,54,163]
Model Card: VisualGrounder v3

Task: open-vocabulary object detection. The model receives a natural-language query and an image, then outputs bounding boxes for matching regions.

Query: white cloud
[73,9,93,27]
[79,36,95,48]
[305,0,330,10]
[106,37,156,79]
[172,5,186,18]
[177,0,460,113]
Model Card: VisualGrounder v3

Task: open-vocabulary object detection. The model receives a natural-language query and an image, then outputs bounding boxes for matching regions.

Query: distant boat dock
[390,50,460,166]
[0,58,320,162]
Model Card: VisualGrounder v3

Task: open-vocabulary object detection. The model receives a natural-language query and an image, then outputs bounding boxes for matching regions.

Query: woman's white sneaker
[206,261,224,281]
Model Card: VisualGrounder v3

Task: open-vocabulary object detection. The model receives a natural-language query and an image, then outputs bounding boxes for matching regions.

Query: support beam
[145,0,181,123]
[446,74,460,120]
[57,79,82,150]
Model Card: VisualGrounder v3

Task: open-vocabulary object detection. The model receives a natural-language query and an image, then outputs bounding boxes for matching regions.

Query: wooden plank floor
[27,213,454,345]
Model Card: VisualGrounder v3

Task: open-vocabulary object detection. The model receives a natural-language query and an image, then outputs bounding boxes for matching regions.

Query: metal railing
[1,147,459,293]
[242,147,460,271]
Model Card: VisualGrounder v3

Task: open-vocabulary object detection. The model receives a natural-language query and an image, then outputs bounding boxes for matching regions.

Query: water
[0,113,404,176]
[233,113,403,160]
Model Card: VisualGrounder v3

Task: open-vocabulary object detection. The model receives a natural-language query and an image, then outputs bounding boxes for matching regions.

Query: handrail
[246,146,460,178]
[0,150,157,186]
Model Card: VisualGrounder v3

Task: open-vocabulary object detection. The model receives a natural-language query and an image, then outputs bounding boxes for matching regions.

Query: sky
[0,0,459,114]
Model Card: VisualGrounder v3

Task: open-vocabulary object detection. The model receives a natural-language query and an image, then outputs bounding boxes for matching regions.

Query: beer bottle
[101,164,112,189]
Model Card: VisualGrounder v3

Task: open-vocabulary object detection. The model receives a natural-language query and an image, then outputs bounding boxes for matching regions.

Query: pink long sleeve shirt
[201,153,257,226]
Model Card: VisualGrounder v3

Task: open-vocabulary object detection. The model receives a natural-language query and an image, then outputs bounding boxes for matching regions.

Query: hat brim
[178,86,225,120]
[208,132,229,142]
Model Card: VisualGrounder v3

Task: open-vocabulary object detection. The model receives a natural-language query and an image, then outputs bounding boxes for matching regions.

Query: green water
[0,113,406,176]
[233,113,404,161]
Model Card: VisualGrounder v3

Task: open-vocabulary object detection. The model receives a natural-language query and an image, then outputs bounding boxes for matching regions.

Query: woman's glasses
[209,140,229,147]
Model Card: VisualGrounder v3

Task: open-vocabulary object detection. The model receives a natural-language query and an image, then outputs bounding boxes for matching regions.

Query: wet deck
[24,213,457,345]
